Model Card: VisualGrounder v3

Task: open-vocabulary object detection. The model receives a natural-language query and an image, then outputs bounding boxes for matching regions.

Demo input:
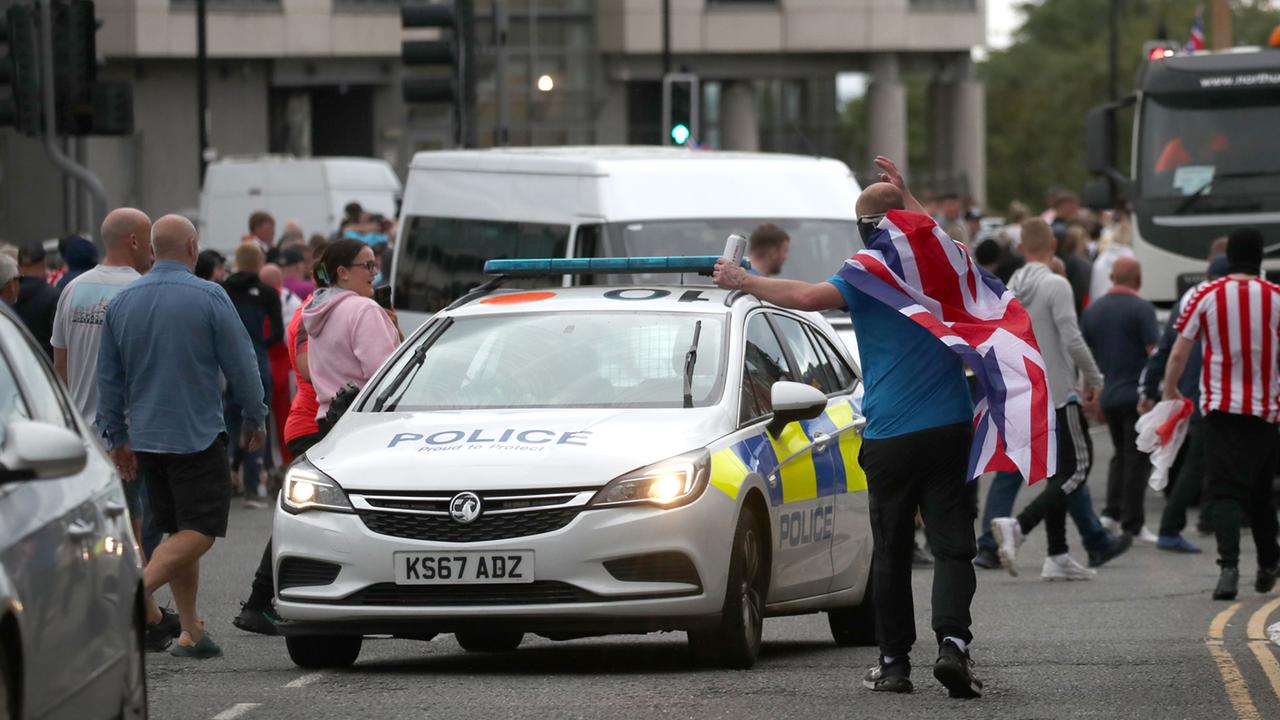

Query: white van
[199,156,402,253]
[391,146,861,331]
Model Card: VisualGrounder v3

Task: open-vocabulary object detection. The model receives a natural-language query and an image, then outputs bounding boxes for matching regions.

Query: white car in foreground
[274,258,875,669]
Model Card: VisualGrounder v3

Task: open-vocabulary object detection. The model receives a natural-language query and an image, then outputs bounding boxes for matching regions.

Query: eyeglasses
[349,261,379,273]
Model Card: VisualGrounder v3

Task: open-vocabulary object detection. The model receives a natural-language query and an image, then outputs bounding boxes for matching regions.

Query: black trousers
[860,422,975,661]
[1102,405,1149,535]
[1016,404,1093,556]
[247,429,327,609]
[1203,412,1280,570]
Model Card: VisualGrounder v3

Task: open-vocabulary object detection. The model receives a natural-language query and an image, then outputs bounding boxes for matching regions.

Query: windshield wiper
[682,320,703,409]
[1174,170,1280,215]
[372,319,452,412]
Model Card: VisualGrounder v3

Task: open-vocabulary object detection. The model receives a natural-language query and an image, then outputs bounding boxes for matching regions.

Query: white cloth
[1089,244,1134,302]
[50,265,141,426]
[1135,398,1194,491]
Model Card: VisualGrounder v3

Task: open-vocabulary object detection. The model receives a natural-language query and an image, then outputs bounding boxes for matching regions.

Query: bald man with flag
[713,157,1054,700]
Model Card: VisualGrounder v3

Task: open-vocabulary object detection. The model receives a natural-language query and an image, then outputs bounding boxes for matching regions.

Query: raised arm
[873,156,927,214]
[713,260,844,311]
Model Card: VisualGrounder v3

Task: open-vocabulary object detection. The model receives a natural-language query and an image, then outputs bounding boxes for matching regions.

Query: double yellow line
[1208,597,1280,719]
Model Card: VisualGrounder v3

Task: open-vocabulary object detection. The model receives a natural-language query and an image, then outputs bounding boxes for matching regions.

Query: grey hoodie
[1008,262,1104,408]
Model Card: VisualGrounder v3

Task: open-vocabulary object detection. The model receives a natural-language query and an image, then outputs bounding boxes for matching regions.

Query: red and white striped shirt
[1175,276,1280,422]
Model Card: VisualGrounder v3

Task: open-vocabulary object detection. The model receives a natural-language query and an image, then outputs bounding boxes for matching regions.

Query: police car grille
[357,507,582,542]
[340,581,597,606]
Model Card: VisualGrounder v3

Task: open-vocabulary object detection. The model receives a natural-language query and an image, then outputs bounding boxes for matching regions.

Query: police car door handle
[104,501,127,519]
[811,432,832,451]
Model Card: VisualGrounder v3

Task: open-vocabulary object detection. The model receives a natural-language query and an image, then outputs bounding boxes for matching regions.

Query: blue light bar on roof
[482,256,751,277]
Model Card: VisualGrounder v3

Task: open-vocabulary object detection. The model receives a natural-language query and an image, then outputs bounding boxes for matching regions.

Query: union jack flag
[836,210,1056,484]
[1184,10,1206,52]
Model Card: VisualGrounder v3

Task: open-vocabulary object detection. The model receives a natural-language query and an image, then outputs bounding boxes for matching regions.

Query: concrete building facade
[0,0,986,244]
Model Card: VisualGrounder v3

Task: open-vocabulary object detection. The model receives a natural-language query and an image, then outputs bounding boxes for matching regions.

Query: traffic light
[2,4,43,136]
[56,0,131,136]
[401,0,475,147]
[662,73,699,147]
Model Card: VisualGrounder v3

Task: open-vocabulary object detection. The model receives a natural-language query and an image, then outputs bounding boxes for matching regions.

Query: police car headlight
[590,450,710,509]
[282,458,353,514]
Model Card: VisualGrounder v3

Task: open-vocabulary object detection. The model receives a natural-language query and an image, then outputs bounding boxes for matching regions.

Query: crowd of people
[0,203,400,658]
[2,160,1273,694]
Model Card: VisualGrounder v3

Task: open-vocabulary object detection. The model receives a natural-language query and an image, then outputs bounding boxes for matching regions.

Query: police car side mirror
[767,382,828,438]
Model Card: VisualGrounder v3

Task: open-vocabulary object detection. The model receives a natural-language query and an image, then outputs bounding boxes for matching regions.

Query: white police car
[273,257,874,670]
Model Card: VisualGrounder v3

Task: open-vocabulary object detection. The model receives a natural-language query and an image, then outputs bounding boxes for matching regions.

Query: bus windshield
[1139,92,1280,202]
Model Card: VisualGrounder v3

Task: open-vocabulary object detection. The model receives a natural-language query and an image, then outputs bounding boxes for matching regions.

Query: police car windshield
[580,219,859,285]
[374,312,726,410]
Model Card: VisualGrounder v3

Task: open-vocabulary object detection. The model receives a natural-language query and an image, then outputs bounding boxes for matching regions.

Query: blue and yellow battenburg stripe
[709,400,866,503]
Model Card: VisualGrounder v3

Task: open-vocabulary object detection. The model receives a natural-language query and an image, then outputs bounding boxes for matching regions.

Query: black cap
[1226,227,1264,276]
[18,241,46,266]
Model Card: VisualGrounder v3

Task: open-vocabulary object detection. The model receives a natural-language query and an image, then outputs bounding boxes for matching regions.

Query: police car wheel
[455,631,524,653]
[687,509,765,669]
[827,571,877,647]
[285,634,363,669]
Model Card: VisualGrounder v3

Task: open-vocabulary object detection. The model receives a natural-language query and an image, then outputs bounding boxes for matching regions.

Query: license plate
[393,551,535,585]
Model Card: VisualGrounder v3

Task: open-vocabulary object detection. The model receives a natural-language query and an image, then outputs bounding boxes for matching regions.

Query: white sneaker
[1100,515,1121,536]
[1041,554,1097,581]
[1137,526,1160,545]
[243,498,267,510]
[990,517,1024,577]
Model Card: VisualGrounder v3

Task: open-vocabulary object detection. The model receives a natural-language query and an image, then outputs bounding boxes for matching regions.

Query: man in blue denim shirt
[97,214,267,659]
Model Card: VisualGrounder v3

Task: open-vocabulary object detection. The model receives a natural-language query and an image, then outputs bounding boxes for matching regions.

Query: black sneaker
[144,618,174,652]
[1214,567,1240,601]
[1087,532,1133,568]
[1257,565,1279,594]
[157,606,181,638]
[862,658,913,693]
[232,603,281,636]
[933,639,983,699]
[972,548,1001,570]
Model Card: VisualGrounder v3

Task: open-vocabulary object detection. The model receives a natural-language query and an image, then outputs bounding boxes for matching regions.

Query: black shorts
[137,434,232,538]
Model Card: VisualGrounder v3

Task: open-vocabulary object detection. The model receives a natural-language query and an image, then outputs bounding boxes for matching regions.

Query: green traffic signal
[670,123,690,145]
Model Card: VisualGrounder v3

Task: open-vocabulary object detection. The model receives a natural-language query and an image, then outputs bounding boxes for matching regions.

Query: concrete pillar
[866,53,906,175]
[720,81,759,152]
[948,56,986,205]
[928,71,951,180]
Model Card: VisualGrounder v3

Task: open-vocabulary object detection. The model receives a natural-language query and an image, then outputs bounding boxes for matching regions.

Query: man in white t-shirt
[52,207,155,546]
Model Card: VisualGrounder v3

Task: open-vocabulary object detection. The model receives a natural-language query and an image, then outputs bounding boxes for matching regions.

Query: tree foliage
[981,0,1280,214]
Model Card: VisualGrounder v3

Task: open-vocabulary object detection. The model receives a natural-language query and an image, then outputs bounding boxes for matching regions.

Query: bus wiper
[1175,170,1280,215]
[682,320,703,409]
[372,319,452,412]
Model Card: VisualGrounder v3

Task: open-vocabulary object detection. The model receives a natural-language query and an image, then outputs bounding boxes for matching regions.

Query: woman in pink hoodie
[302,239,402,420]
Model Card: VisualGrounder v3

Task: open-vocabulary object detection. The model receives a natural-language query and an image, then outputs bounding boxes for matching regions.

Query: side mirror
[0,420,88,484]
[1082,178,1116,211]
[1084,105,1115,177]
[767,381,828,437]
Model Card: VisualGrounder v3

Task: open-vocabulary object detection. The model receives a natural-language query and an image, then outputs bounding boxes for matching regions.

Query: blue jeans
[978,471,1111,555]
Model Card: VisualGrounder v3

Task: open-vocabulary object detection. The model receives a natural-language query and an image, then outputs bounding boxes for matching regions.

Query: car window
[0,314,74,431]
[806,324,857,391]
[0,344,31,447]
[394,216,570,313]
[772,315,841,395]
[740,313,793,424]
[371,312,726,410]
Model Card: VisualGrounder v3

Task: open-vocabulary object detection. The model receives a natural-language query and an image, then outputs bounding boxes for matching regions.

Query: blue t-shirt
[829,276,973,440]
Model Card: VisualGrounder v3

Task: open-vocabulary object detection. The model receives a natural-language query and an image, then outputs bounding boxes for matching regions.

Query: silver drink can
[722,233,747,266]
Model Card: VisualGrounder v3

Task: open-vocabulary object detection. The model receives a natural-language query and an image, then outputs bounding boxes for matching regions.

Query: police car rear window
[373,312,727,410]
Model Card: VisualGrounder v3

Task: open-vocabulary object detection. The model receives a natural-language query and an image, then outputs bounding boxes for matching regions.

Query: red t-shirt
[283,306,321,443]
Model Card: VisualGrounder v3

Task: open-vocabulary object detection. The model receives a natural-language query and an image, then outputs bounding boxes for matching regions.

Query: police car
[273,256,875,670]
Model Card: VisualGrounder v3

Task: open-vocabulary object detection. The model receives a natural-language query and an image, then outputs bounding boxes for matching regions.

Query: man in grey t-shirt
[53,208,154,422]
[52,208,154,542]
